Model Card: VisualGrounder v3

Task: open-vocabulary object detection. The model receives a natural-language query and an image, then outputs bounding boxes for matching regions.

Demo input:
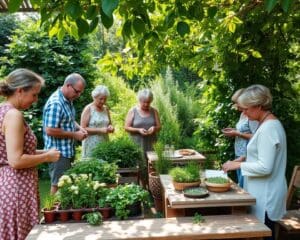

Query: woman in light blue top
[223,89,258,187]
[222,84,287,240]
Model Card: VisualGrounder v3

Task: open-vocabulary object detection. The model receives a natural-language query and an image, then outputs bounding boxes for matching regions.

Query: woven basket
[172,180,201,191]
[149,172,162,199]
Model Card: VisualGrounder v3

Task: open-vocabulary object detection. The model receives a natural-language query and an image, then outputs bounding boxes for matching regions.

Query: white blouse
[241,119,287,222]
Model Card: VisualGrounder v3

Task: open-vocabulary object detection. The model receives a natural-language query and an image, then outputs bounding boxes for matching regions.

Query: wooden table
[27,215,271,240]
[160,175,256,218]
[146,150,206,172]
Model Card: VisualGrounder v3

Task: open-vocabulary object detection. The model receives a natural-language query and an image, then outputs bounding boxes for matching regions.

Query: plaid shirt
[43,88,76,158]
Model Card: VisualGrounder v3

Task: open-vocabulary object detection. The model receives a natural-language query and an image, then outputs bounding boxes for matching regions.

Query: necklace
[258,111,271,128]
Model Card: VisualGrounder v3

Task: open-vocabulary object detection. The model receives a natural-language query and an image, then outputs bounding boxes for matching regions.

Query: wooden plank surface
[160,175,256,208]
[146,150,206,164]
[27,214,271,240]
[277,209,300,231]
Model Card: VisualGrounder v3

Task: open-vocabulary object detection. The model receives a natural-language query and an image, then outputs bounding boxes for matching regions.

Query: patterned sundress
[0,104,39,240]
[82,105,110,158]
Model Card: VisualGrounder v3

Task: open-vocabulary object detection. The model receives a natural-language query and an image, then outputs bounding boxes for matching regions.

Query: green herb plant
[106,184,151,220]
[193,212,205,224]
[83,212,103,226]
[206,177,229,184]
[42,194,57,210]
[169,162,200,183]
[153,141,172,174]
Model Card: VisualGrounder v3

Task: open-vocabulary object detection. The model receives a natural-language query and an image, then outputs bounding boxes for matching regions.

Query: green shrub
[65,159,118,184]
[91,137,143,168]
[153,141,172,174]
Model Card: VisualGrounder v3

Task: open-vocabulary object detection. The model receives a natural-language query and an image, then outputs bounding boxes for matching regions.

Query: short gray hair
[238,84,272,110]
[64,73,86,87]
[91,85,110,98]
[137,89,153,102]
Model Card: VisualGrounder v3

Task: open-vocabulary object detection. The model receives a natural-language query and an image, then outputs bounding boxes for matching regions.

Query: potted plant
[149,141,172,211]
[65,159,118,185]
[205,177,231,192]
[97,189,113,220]
[42,194,57,223]
[169,162,201,191]
[106,183,151,220]
[91,137,143,184]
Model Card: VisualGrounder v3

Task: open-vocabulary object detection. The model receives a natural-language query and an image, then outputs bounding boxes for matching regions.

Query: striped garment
[43,88,76,158]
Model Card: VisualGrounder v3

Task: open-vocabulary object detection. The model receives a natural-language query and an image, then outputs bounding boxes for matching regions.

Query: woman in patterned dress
[80,85,114,159]
[0,69,60,240]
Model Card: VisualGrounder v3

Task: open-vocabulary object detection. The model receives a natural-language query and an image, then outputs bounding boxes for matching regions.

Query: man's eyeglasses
[70,85,81,94]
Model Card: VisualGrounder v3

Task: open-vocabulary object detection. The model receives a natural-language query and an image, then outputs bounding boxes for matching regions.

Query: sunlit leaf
[250,50,262,58]
[8,0,23,12]
[102,0,119,18]
[49,25,59,38]
[228,22,236,33]
[133,17,145,34]
[265,0,278,13]
[177,21,190,37]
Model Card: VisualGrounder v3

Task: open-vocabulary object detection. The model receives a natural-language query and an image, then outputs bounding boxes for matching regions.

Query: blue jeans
[236,168,244,188]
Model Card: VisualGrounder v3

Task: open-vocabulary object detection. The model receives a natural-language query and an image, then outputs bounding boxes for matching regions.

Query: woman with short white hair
[81,85,114,158]
[222,84,287,240]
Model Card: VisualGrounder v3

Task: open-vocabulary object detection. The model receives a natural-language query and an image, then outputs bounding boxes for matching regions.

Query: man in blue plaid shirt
[43,73,88,194]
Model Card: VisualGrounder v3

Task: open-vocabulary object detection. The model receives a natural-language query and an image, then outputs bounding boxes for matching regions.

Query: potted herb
[106,184,151,220]
[66,159,118,185]
[42,194,57,223]
[169,162,201,191]
[205,177,231,192]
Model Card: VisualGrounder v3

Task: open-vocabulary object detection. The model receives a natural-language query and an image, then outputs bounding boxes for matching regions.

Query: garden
[0,0,300,239]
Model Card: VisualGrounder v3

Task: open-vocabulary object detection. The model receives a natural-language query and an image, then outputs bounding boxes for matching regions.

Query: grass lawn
[39,178,51,207]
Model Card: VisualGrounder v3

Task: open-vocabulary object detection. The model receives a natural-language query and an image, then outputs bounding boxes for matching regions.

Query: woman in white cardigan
[222,84,287,240]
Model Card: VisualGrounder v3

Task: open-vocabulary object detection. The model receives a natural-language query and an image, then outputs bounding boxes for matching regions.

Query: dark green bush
[91,137,143,168]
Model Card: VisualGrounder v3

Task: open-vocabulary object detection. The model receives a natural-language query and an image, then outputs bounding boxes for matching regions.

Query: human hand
[74,130,88,141]
[147,126,155,135]
[46,149,60,162]
[107,125,115,133]
[139,128,148,135]
[221,128,237,137]
[222,160,240,172]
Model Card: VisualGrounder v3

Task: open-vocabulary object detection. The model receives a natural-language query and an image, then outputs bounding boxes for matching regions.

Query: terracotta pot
[172,180,201,191]
[72,210,83,221]
[42,208,56,223]
[58,210,70,222]
[205,181,231,192]
[98,207,112,220]
[149,172,162,199]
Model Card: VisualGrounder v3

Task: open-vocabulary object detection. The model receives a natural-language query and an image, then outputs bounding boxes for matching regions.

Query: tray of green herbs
[205,177,229,184]
[183,187,209,198]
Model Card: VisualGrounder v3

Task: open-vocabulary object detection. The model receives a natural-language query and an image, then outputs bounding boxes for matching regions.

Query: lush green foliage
[106,183,150,219]
[193,212,205,224]
[65,159,118,184]
[42,194,57,210]
[169,162,200,183]
[91,136,143,168]
[153,141,172,174]
[0,18,97,149]
[0,15,18,56]
[83,212,103,226]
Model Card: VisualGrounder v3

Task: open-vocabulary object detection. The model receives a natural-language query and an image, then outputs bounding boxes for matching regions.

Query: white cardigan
[241,119,287,222]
